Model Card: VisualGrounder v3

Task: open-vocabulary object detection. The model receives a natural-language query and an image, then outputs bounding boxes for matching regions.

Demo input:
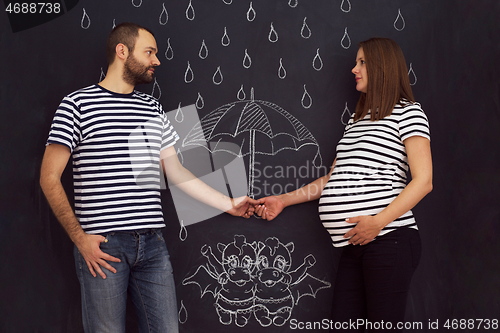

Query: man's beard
[123,54,154,86]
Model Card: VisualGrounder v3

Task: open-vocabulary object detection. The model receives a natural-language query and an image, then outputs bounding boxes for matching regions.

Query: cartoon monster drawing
[183,235,257,327]
[182,234,331,328]
[253,237,316,326]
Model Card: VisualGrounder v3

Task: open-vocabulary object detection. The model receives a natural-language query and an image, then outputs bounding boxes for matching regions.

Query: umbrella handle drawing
[248,129,256,198]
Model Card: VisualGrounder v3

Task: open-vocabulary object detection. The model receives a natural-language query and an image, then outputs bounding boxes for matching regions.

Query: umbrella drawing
[182,99,323,198]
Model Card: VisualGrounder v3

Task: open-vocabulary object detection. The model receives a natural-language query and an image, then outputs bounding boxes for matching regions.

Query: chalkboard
[0,1,499,332]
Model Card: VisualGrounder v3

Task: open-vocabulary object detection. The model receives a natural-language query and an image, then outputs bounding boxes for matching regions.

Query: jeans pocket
[99,232,122,258]
[153,229,165,242]
[365,236,399,270]
[409,231,422,269]
[100,232,114,248]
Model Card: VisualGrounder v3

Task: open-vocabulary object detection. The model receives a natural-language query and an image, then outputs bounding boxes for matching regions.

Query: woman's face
[352,48,367,93]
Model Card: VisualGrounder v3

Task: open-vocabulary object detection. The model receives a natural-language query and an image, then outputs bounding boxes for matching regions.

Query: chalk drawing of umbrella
[182,99,323,198]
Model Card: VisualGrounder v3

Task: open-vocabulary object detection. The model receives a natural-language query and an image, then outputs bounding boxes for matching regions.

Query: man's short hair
[106,22,155,64]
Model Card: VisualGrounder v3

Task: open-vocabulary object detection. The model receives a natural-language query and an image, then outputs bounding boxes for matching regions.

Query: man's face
[123,29,160,86]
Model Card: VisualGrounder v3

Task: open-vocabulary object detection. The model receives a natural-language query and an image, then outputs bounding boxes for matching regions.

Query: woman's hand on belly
[343,215,385,246]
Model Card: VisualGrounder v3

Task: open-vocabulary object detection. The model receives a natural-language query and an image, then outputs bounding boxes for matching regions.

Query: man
[40,22,256,332]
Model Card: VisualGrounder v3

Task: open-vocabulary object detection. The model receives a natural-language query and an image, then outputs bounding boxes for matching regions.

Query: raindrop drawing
[196,92,205,109]
[247,2,256,22]
[221,27,230,46]
[243,49,252,69]
[222,0,232,4]
[278,58,287,79]
[186,0,195,21]
[301,85,312,109]
[408,63,417,85]
[288,0,298,8]
[165,38,173,60]
[213,66,223,85]
[313,48,323,71]
[177,148,185,166]
[341,27,351,49]
[99,67,106,82]
[151,78,161,100]
[199,40,208,59]
[179,219,188,241]
[340,0,351,13]
[112,19,116,29]
[301,17,311,39]
[159,3,168,25]
[175,102,184,123]
[268,22,279,42]
[394,9,405,31]
[341,102,352,125]
[80,8,90,29]
[237,85,246,101]
[178,300,188,324]
[131,0,142,8]
[185,61,194,83]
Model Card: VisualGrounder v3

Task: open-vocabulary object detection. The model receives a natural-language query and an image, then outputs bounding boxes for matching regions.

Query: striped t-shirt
[47,84,179,234]
[319,102,430,247]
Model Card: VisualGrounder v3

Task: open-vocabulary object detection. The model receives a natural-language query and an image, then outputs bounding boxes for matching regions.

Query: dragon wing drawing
[182,263,223,298]
[290,273,331,305]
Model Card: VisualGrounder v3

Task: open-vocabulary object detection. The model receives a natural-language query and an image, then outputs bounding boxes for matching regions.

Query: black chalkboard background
[0,1,498,332]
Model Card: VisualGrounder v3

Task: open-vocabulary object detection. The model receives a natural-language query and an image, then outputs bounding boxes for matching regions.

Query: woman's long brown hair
[354,38,415,121]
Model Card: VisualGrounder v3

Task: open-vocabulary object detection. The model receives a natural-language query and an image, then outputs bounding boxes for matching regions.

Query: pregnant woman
[255,37,433,332]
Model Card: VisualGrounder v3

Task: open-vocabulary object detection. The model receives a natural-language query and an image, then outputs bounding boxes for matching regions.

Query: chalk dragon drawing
[182,235,331,327]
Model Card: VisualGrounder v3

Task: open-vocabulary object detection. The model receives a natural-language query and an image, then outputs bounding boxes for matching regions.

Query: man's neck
[99,69,135,94]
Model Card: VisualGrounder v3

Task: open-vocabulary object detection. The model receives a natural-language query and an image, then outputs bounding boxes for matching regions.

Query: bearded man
[40,22,256,332]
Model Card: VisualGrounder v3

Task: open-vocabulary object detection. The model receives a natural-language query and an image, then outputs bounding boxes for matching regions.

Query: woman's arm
[255,159,336,221]
[344,136,433,245]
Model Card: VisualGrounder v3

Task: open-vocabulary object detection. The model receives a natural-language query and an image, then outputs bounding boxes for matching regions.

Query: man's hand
[343,215,384,246]
[254,196,286,221]
[75,233,121,279]
[227,196,258,218]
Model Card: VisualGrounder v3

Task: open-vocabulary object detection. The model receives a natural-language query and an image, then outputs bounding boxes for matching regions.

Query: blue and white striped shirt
[47,84,179,234]
[319,102,430,247]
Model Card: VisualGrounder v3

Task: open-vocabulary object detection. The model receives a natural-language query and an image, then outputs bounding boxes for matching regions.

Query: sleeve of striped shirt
[46,96,81,152]
[160,106,180,151]
[399,104,430,142]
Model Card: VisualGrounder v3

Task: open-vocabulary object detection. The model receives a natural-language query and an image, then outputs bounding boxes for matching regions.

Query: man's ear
[115,43,128,61]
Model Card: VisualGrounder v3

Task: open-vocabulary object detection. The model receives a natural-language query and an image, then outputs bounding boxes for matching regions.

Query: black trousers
[331,227,421,332]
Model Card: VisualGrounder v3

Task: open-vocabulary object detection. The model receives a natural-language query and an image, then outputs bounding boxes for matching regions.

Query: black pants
[331,227,421,332]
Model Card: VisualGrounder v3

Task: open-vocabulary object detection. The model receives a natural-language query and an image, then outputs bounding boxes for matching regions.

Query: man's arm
[160,146,256,217]
[39,144,120,278]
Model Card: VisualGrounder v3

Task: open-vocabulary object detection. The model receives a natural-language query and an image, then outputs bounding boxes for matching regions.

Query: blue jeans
[74,228,179,333]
